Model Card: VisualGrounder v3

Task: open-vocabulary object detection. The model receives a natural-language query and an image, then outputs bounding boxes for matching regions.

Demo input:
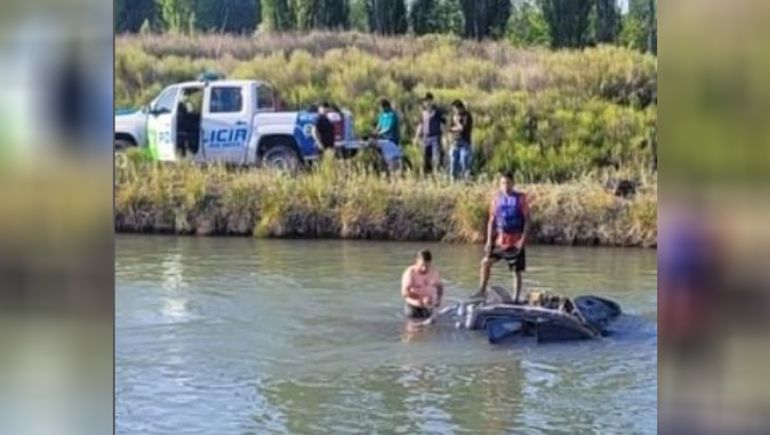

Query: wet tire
[115,138,134,151]
[261,143,301,172]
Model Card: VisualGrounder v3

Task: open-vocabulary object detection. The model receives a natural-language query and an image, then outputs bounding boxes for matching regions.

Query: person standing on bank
[449,100,473,180]
[473,171,530,303]
[376,98,401,147]
[311,102,336,158]
[413,92,446,175]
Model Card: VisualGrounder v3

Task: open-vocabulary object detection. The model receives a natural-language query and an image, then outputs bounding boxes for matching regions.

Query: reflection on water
[116,236,657,434]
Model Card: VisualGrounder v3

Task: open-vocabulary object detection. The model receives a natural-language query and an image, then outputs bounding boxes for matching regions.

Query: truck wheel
[115,138,134,151]
[261,144,300,172]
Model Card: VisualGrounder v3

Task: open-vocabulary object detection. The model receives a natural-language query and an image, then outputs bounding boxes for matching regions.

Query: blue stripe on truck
[293,111,320,158]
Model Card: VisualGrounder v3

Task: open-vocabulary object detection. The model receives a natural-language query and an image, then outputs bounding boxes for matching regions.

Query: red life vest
[327,111,344,142]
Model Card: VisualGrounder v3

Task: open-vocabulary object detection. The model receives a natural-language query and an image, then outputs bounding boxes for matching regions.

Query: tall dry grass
[115,149,656,247]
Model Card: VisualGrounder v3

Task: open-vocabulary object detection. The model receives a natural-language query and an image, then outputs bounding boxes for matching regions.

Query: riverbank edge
[114,160,657,248]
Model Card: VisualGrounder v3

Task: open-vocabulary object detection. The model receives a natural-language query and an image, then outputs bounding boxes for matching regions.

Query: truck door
[201,84,251,163]
[146,85,180,162]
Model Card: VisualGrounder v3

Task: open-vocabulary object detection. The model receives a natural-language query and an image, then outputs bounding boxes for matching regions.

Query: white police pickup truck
[115,77,385,170]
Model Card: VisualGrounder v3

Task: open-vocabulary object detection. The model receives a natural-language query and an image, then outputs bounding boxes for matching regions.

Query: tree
[156,0,197,33]
[262,0,295,31]
[295,0,318,29]
[459,0,511,40]
[538,0,592,48]
[116,0,158,33]
[620,0,656,53]
[367,0,408,35]
[507,1,550,47]
[319,0,350,29]
[595,0,620,43]
[350,0,370,31]
[410,0,439,35]
[195,0,261,33]
[296,0,349,30]
[434,0,463,35]
[647,0,657,54]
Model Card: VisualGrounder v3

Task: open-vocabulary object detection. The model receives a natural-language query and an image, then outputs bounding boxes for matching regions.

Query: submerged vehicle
[426,286,622,344]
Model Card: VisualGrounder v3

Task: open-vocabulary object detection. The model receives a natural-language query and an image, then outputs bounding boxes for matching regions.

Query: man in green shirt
[376,98,400,147]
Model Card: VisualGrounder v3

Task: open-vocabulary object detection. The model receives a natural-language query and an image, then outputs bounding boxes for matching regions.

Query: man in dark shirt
[312,102,336,156]
[449,100,473,180]
[413,92,446,175]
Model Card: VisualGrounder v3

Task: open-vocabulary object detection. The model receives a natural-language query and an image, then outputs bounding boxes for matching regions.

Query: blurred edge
[0,0,113,435]
[2,0,770,433]
[660,0,770,434]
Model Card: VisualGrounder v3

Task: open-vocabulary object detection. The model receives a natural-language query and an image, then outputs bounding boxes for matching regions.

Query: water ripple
[117,237,657,435]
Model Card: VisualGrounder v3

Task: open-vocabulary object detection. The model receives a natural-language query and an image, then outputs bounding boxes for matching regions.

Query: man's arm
[450,114,464,133]
[376,114,391,137]
[400,269,411,297]
[401,269,422,306]
[449,118,460,133]
[413,122,423,144]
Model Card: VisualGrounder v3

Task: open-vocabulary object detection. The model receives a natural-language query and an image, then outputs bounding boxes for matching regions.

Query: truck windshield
[152,86,178,114]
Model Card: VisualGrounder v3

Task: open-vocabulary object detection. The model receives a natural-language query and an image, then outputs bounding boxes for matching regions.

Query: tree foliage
[507,1,550,47]
[263,0,295,31]
[459,0,511,40]
[114,0,656,56]
[620,0,656,53]
[539,0,592,48]
[409,0,440,35]
[431,0,463,35]
[195,0,261,33]
[116,0,158,33]
[595,0,620,43]
[350,0,370,31]
[155,0,197,34]
[367,0,408,35]
[295,0,349,30]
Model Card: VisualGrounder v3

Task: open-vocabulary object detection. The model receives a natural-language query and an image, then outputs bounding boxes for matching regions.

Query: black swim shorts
[487,247,526,272]
[405,304,433,320]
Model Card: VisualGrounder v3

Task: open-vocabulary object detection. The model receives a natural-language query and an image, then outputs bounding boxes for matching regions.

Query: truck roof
[175,79,272,88]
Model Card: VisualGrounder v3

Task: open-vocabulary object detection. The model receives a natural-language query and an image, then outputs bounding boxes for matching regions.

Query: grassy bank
[115,151,656,247]
[116,31,656,182]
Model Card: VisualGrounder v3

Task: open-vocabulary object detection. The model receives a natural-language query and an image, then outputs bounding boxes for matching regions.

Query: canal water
[116,235,657,434]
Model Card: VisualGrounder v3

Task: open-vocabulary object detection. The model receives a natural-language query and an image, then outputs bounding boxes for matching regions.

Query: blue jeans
[450,141,471,179]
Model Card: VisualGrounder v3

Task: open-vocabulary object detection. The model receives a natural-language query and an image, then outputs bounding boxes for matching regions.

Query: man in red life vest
[472,171,531,303]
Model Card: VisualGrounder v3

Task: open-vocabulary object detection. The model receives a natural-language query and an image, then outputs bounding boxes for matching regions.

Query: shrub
[115,158,657,247]
[116,31,657,182]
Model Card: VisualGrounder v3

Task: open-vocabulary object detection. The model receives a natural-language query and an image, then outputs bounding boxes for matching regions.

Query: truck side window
[209,87,243,113]
[256,86,274,110]
[152,87,178,114]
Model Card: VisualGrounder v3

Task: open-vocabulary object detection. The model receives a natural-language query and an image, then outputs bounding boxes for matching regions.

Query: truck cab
[115,78,359,170]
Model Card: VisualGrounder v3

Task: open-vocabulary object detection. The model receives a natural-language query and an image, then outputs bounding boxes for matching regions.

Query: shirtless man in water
[401,249,444,320]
